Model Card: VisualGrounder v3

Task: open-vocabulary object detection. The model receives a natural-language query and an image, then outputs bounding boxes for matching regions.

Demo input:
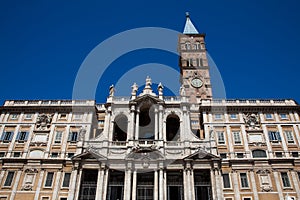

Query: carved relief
[256,169,273,192]
[36,113,53,130]
[243,113,261,130]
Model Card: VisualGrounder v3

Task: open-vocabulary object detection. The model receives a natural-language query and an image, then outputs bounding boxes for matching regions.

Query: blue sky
[0,1,300,104]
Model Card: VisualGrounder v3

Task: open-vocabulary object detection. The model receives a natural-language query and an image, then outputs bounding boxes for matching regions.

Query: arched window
[252,149,267,158]
[113,115,128,141]
[166,114,180,141]
[139,104,155,140]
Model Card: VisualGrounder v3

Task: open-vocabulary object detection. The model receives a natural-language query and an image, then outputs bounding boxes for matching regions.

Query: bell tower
[178,13,212,102]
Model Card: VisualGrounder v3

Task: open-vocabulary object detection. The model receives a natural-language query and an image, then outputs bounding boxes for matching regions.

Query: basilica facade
[0,14,300,200]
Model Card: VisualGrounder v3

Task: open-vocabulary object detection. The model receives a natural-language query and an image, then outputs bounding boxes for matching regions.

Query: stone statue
[180,86,186,96]
[79,126,87,140]
[158,82,163,95]
[145,76,152,88]
[131,82,138,94]
[243,113,260,129]
[109,85,115,97]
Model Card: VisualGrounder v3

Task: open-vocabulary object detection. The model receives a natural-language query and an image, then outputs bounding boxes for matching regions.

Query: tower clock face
[191,78,203,88]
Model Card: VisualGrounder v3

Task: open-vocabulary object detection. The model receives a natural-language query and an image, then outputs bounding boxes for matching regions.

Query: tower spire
[183,12,199,34]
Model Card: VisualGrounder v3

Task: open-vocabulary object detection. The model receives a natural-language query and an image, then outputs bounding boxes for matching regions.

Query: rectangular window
[0,132,14,142]
[73,114,82,120]
[13,152,21,157]
[215,114,222,120]
[54,131,62,143]
[268,131,281,142]
[240,173,249,188]
[45,172,54,187]
[237,153,244,158]
[285,131,294,143]
[24,114,33,119]
[222,173,231,188]
[230,114,237,119]
[0,152,5,157]
[51,153,58,158]
[62,173,71,187]
[279,113,288,119]
[10,114,18,120]
[16,131,29,142]
[217,131,225,144]
[281,172,291,187]
[59,114,67,120]
[68,132,78,142]
[4,171,15,186]
[275,152,283,158]
[265,113,273,119]
[67,153,75,158]
[291,152,299,157]
[233,131,241,144]
[220,153,227,159]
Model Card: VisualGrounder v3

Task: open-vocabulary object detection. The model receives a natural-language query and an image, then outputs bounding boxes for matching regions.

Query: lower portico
[72,149,221,200]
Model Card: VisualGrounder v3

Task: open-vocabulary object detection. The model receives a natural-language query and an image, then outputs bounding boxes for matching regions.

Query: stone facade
[0,15,300,200]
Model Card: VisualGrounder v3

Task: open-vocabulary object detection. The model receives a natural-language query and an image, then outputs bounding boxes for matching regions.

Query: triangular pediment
[72,148,107,161]
[130,94,164,105]
[184,149,219,160]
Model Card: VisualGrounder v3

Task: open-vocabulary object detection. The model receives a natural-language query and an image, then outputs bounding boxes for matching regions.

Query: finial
[186,12,190,18]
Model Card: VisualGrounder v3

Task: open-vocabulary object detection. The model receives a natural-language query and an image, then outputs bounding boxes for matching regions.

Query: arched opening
[252,149,267,158]
[113,115,127,141]
[166,114,180,141]
[139,104,155,140]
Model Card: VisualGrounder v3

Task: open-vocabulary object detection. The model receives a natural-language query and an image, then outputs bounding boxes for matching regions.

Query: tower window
[185,42,191,50]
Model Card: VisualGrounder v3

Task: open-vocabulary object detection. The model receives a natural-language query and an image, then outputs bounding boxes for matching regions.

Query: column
[277,125,289,157]
[154,170,158,200]
[210,170,216,200]
[129,105,135,140]
[241,125,251,158]
[154,108,158,140]
[183,169,189,200]
[226,125,234,159]
[95,168,105,200]
[159,105,163,140]
[190,169,195,200]
[52,170,62,200]
[291,171,300,198]
[232,171,241,200]
[249,170,259,200]
[163,170,167,200]
[67,169,79,200]
[124,169,132,200]
[34,170,45,200]
[214,169,223,200]
[102,169,109,200]
[132,170,137,200]
[273,171,284,200]
[10,170,22,200]
[74,169,83,200]
[135,110,140,140]
[293,125,300,148]
[159,169,164,200]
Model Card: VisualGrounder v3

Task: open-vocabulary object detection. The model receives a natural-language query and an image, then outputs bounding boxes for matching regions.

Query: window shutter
[276,132,282,141]
[24,132,29,141]
[268,132,272,140]
[16,132,21,141]
[0,133,5,141]
[67,132,72,141]
[9,132,14,141]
